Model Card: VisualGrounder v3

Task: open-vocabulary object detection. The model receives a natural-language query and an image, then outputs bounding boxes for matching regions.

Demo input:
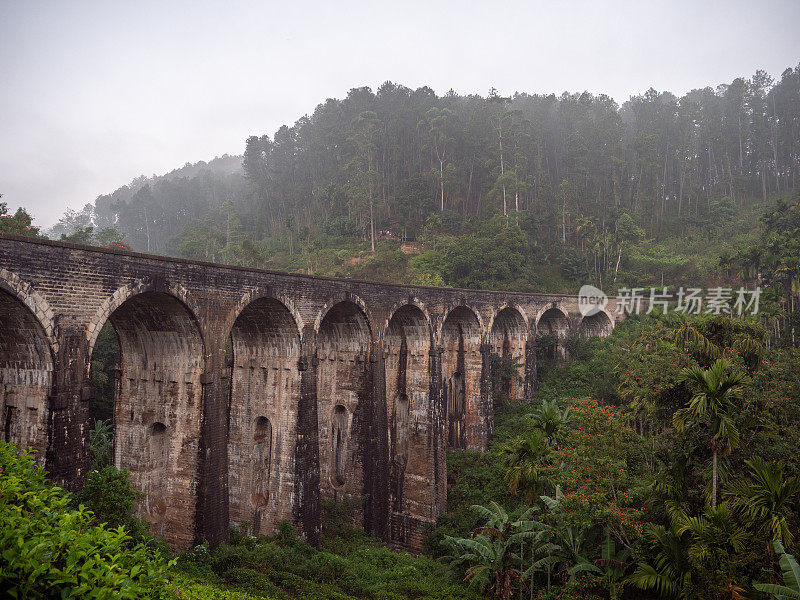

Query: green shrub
[0,441,171,599]
[173,518,479,600]
[73,465,149,536]
[87,419,113,470]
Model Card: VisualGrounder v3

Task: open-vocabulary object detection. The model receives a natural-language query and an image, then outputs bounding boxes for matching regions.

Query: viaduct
[0,233,620,551]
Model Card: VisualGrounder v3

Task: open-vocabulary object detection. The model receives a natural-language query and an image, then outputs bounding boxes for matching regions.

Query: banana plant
[442,501,545,600]
[754,540,800,599]
[567,530,631,600]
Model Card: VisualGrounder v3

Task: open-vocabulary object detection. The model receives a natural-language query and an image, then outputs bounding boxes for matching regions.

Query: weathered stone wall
[488,306,528,402]
[441,306,485,451]
[537,306,571,359]
[111,291,203,549]
[0,233,621,552]
[316,301,371,527]
[384,303,437,547]
[228,296,301,536]
[0,287,52,459]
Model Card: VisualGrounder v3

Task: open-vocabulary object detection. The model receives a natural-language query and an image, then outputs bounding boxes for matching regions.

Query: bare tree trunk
[143,206,150,253]
[369,154,376,253]
[773,95,780,192]
[498,116,508,222]
[712,451,718,510]
[370,197,375,252]
[467,159,474,213]
[439,157,445,212]
[726,154,735,206]
[738,112,744,169]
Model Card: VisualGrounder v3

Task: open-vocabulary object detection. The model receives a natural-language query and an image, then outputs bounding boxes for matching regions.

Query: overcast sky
[1,0,798,228]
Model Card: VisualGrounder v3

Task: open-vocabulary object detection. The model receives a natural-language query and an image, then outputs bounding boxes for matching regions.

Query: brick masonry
[0,233,619,551]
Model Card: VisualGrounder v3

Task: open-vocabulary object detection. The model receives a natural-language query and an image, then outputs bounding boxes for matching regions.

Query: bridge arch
[0,280,54,460]
[89,286,205,550]
[384,303,431,515]
[226,295,301,536]
[535,305,570,359]
[577,310,614,338]
[316,299,371,515]
[0,268,57,352]
[440,305,482,450]
[313,293,372,338]
[224,288,304,345]
[436,301,485,344]
[488,305,528,401]
[382,297,433,343]
[86,279,205,365]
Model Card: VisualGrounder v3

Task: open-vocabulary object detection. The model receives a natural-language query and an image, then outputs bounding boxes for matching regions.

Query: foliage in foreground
[0,442,171,599]
[72,419,153,540]
[442,501,551,600]
[174,514,480,600]
[435,313,800,599]
[755,540,800,599]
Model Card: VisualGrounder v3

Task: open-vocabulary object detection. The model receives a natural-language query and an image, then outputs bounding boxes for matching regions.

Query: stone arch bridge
[0,233,620,551]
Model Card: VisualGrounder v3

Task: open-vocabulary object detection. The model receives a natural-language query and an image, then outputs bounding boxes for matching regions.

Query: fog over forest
[39,63,800,297]
[2,0,798,227]
[4,3,800,600]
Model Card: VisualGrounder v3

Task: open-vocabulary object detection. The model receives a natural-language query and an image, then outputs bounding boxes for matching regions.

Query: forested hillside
[6,64,800,600]
[44,64,800,303]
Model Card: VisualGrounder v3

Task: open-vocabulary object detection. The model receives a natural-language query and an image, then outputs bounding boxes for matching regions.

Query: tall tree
[673,359,745,509]
[348,110,381,252]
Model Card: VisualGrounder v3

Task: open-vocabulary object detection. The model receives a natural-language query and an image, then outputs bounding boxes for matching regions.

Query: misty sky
[1,0,798,228]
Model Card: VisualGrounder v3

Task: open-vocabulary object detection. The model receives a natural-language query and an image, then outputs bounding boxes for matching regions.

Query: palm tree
[520,525,560,600]
[754,540,800,599]
[726,457,800,545]
[442,501,544,600]
[673,358,744,509]
[540,487,595,591]
[673,317,720,364]
[531,399,570,447]
[569,530,630,600]
[676,504,748,578]
[499,431,551,600]
[499,430,551,505]
[627,522,692,599]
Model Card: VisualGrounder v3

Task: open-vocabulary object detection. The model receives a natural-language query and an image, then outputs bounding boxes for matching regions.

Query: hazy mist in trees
[80,66,798,265]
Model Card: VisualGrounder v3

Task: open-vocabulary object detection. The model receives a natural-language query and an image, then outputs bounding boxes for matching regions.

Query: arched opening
[145,421,168,535]
[0,288,53,459]
[579,311,613,338]
[227,296,299,536]
[317,301,370,506]
[331,405,348,487]
[441,306,481,450]
[384,304,430,514]
[88,322,120,425]
[91,291,204,550]
[536,307,569,360]
[250,416,273,532]
[489,307,527,402]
